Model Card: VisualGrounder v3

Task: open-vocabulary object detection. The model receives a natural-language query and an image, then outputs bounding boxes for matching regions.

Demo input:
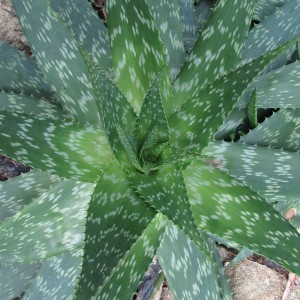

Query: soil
[1,1,300,299]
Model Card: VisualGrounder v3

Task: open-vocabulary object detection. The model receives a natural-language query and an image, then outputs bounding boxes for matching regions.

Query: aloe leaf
[0,170,59,222]
[106,0,168,114]
[173,0,255,107]
[50,0,111,70]
[254,0,288,21]
[22,250,82,300]
[0,92,67,119]
[236,61,300,109]
[11,0,102,127]
[94,213,168,300]
[228,248,253,267]
[0,110,113,182]
[246,89,258,129]
[203,141,300,229]
[169,39,298,154]
[242,0,300,60]
[76,162,155,299]
[240,109,300,152]
[214,109,247,140]
[95,70,137,168]
[157,223,232,300]
[0,261,40,299]
[0,179,93,263]
[129,164,199,244]
[146,0,185,79]
[179,0,197,51]
[0,40,53,99]
[183,160,300,275]
[195,0,214,36]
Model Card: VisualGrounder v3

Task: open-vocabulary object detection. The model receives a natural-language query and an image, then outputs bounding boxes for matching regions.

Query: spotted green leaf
[0,110,113,182]
[157,223,232,300]
[242,0,300,60]
[0,92,66,119]
[236,61,300,109]
[183,160,300,274]
[173,0,255,107]
[0,40,53,99]
[0,261,40,299]
[0,180,94,263]
[22,250,82,300]
[178,0,197,51]
[76,162,155,299]
[106,0,168,114]
[94,213,168,300]
[146,0,185,79]
[11,0,102,127]
[241,109,300,151]
[203,140,300,229]
[246,89,258,129]
[129,163,199,244]
[50,0,112,71]
[254,0,288,21]
[0,170,58,222]
[169,39,297,154]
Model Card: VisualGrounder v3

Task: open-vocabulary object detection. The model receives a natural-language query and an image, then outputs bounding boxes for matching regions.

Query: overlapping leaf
[169,39,297,153]
[76,162,155,299]
[183,160,300,274]
[94,213,168,300]
[0,170,58,222]
[146,0,185,79]
[157,223,232,300]
[254,0,288,21]
[240,109,300,151]
[0,110,113,181]
[173,0,255,107]
[11,0,102,126]
[204,141,300,229]
[0,92,66,119]
[50,0,112,70]
[0,179,94,263]
[0,40,53,99]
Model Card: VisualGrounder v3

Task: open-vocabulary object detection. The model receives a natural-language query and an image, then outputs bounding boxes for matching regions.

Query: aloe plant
[0,0,300,299]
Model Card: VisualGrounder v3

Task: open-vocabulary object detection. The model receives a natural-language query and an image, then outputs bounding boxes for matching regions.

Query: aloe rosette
[0,0,300,299]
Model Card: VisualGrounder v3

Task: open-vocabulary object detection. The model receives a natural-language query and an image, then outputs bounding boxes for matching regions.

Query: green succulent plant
[1,0,300,299]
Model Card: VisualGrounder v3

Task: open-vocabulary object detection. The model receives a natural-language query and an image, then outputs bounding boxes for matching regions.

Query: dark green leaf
[246,89,258,129]
[76,162,155,299]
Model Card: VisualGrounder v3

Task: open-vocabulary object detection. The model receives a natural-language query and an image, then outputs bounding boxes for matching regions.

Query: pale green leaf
[76,162,155,299]
[11,0,102,126]
[157,223,232,300]
[203,140,300,229]
[94,213,168,300]
[146,0,185,79]
[179,0,197,51]
[173,0,255,107]
[242,0,300,60]
[0,91,67,119]
[0,110,113,182]
[240,109,300,151]
[0,179,94,263]
[0,40,53,99]
[23,250,82,300]
[183,160,300,274]
[0,170,58,222]
[169,39,297,154]
[106,0,168,114]
[254,0,288,21]
[50,0,112,70]
[0,261,40,299]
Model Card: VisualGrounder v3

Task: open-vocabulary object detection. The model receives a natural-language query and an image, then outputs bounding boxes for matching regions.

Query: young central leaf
[136,72,170,173]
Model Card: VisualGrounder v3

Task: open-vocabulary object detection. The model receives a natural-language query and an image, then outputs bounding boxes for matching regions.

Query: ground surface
[0,1,300,299]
